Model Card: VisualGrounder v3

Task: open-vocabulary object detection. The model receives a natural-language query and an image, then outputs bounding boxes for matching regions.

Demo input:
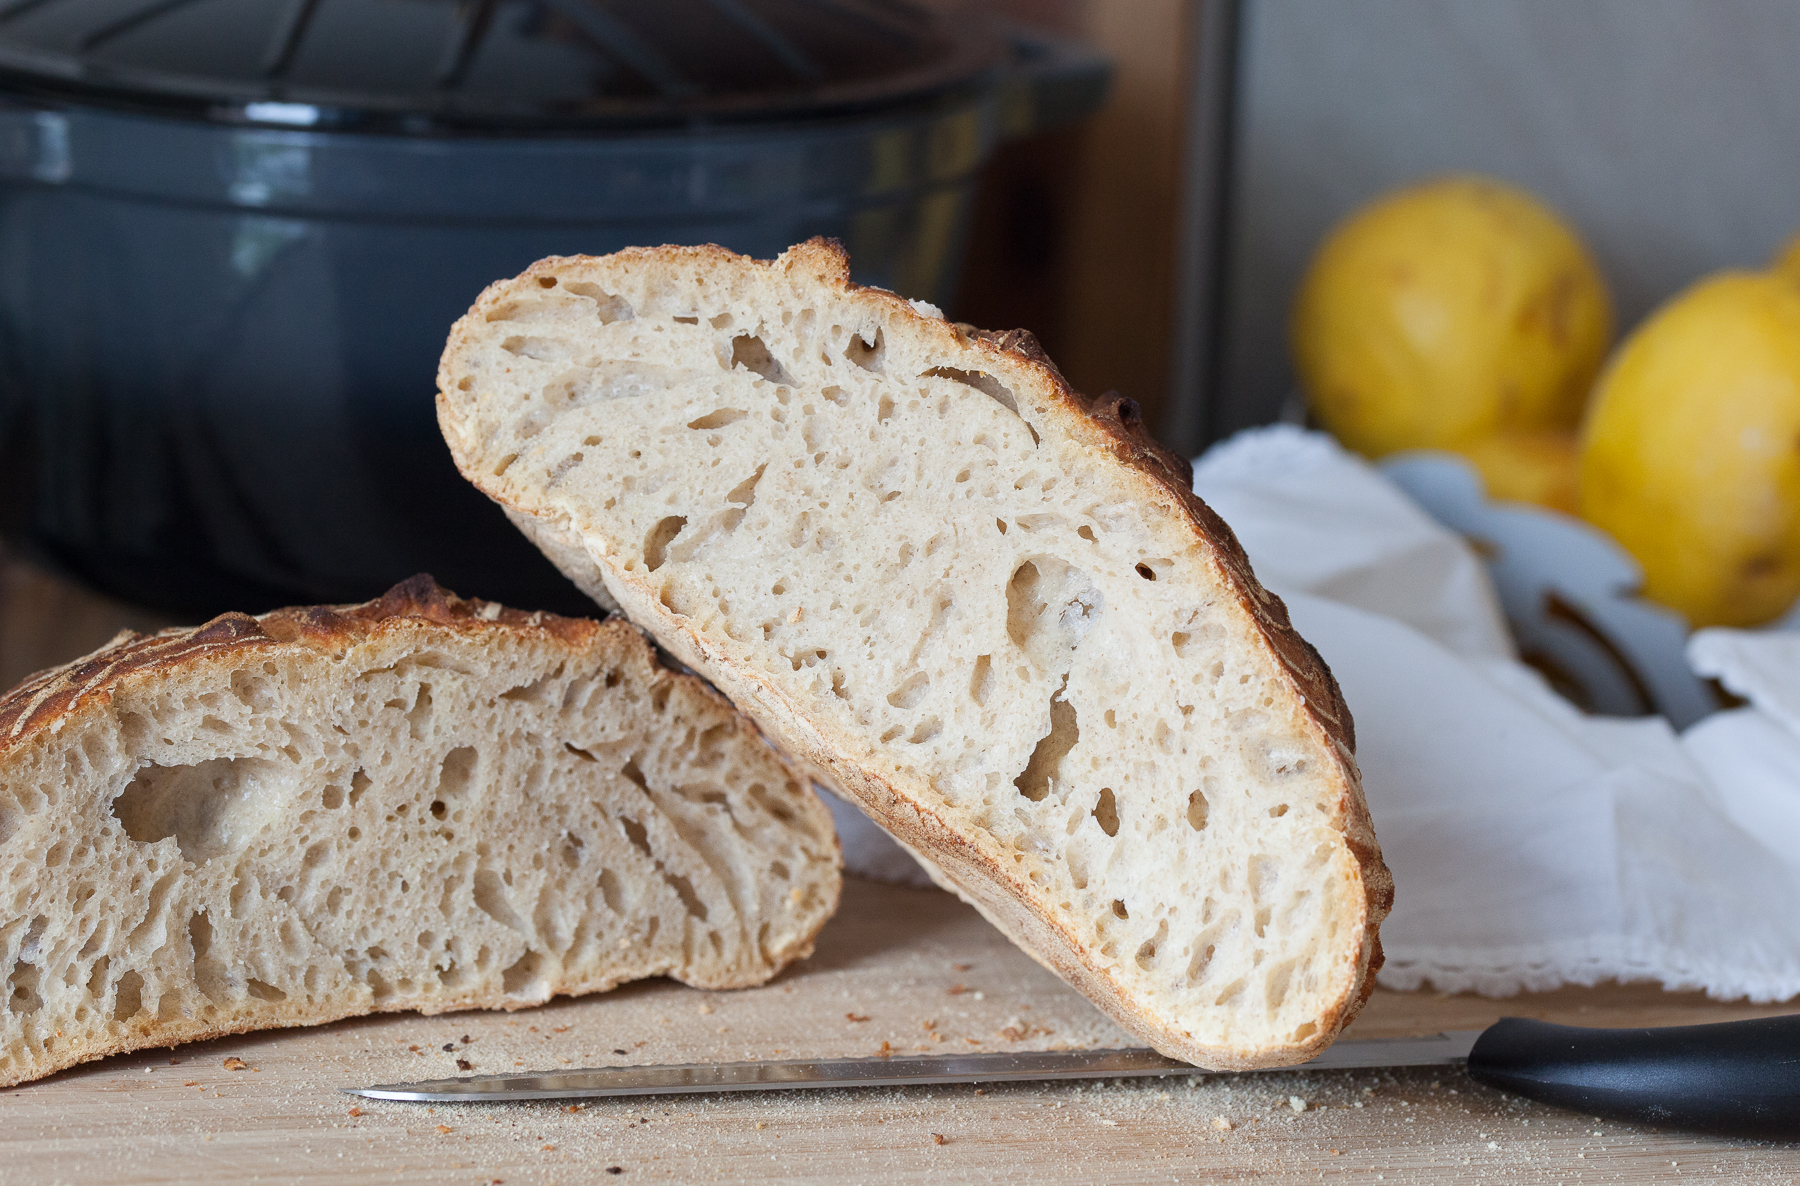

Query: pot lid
[0,0,1006,132]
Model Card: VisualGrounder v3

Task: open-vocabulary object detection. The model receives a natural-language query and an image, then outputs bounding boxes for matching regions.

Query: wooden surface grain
[2,557,1798,1183]
[3,877,1798,1185]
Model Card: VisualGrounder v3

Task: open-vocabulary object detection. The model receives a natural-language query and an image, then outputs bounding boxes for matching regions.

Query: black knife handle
[1466,1015,1800,1140]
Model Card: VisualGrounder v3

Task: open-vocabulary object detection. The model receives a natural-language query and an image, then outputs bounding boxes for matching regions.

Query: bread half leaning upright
[0,576,838,1087]
[438,240,1392,1069]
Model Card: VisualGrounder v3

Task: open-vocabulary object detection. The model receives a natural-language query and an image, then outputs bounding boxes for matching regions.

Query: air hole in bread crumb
[724,464,766,518]
[436,747,476,804]
[747,782,795,824]
[1136,921,1167,969]
[664,873,708,920]
[1136,563,1156,581]
[969,655,994,706]
[922,367,1037,445]
[501,950,546,995]
[730,334,792,384]
[492,454,518,477]
[537,276,557,289]
[1171,631,1191,656]
[1188,943,1216,982]
[1111,899,1129,920]
[7,918,46,1014]
[1014,680,1078,802]
[1187,790,1209,831]
[246,978,286,1002]
[1092,787,1119,836]
[1005,558,1101,668]
[83,954,110,1000]
[688,408,747,430]
[1269,804,1288,818]
[113,757,295,863]
[674,315,698,325]
[112,970,145,1020]
[644,516,687,572]
[846,329,884,371]
[877,394,895,423]
[560,281,632,323]
[887,671,930,710]
[500,336,567,362]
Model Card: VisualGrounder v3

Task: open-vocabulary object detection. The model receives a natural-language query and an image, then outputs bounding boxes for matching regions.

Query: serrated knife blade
[346,1031,1482,1103]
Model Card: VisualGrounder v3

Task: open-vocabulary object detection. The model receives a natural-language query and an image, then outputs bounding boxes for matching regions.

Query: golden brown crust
[438,238,1392,1067]
[0,575,600,752]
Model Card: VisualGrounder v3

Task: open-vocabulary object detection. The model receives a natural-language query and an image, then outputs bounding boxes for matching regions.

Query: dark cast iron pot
[0,0,1107,617]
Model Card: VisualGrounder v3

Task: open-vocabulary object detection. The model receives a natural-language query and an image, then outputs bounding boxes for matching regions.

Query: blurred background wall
[953,0,1192,439]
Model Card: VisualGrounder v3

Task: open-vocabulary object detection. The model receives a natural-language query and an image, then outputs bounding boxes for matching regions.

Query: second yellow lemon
[1293,175,1614,458]
[1775,231,1800,280]
[1456,430,1581,515]
[1579,270,1800,628]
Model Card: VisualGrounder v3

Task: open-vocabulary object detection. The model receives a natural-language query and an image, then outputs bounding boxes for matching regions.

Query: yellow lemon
[1579,270,1800,627]
[1453,430,1580,515]
[1775,231,1800,280]
[1293,175,1614,458]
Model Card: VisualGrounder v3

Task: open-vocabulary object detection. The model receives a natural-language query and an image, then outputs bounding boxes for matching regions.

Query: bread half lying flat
[438,240,1391,1069]
[0,576,838,1087]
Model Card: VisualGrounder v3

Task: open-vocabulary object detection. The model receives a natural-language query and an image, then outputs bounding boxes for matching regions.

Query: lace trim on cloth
[1380,942,1800,1004]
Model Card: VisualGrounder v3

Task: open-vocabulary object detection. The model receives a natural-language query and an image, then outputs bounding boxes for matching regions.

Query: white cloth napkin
[831,425,1800,1001]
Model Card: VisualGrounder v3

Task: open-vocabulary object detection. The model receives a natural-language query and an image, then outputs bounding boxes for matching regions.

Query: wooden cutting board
[2,876,1797,1185]
[2,556,1797,1183]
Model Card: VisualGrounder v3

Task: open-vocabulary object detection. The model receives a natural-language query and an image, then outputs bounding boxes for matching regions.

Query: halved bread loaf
[0,576,838,1087]
[437,240,1391,1069]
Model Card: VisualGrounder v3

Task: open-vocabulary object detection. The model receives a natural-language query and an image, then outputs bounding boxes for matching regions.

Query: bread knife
[348,1014,1800,1139]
